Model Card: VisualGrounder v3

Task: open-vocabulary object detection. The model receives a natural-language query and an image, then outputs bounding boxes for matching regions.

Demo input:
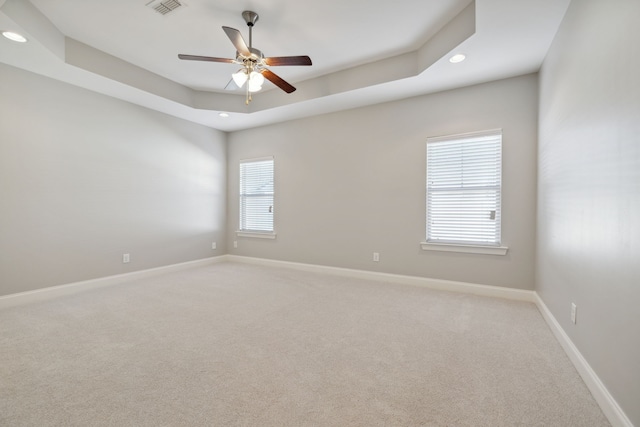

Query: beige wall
[0,63,227,296]
[537,0,640,424]
[228,74,538,290]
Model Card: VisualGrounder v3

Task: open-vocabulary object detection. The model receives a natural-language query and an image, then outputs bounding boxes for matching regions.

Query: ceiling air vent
[146,0,182,15]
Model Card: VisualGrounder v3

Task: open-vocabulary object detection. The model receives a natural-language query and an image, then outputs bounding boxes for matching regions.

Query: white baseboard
[0,254,533,308]
[225,255,535,302]
[534,293,633,427]
[0,256,225,309]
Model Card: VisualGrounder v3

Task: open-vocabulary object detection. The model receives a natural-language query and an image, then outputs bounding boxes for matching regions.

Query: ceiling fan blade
[224,78,239,91]
[222,26,251,57]
[178,54,235,63]
[261,69,296,93]
[264,56,312,66]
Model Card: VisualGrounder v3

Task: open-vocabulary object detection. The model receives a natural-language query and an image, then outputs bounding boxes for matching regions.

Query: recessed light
[449,53,466,63]
[2,31,28,43]
[219,112,230,118]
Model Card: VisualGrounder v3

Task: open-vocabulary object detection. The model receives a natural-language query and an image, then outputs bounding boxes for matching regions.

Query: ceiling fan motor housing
[247,48,263,60]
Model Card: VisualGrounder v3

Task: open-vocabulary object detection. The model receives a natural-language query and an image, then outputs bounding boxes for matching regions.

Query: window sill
[420,242,508,255]
[236,231,277,239]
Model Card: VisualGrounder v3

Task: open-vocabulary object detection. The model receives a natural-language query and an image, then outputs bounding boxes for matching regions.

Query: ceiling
[0,0,570,132]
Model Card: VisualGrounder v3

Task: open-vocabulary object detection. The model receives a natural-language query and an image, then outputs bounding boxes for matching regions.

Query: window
[238,157,275,238]
[423,129,507,255]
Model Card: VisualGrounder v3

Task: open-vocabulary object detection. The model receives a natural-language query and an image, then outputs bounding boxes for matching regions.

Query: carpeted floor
[0,262,609,426]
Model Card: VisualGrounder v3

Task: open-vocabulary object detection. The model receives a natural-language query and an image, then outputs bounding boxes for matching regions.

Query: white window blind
[239,157,274,232]
[426,130,502,246]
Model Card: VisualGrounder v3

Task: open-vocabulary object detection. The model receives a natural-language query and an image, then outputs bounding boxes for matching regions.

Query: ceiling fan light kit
[232,69,264,93]
[178,10,312,105]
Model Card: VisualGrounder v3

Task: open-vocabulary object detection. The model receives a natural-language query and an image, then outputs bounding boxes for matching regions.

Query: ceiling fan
[178,10,312,104]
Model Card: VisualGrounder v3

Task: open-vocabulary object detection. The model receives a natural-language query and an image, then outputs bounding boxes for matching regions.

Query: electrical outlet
[122,253,130,264]
[571,302,577,324]
[373,252,380,262]
[212,242,217,250]
[233,241,238,248]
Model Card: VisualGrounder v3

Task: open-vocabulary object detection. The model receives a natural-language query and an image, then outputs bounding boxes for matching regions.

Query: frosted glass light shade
[248,71,264,92]
[232,69,248,87]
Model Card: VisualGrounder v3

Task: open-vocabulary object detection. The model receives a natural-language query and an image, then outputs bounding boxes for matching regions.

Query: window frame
[421,129,508,255]
[237,156,276,239]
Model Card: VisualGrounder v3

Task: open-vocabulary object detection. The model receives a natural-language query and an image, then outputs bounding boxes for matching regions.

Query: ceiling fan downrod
[242,10,259,49]
[241,11,259,104]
